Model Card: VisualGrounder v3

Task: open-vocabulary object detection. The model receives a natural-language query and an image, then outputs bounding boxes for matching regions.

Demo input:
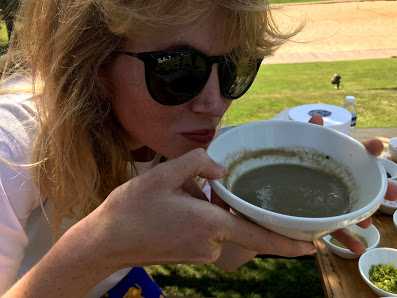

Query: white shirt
[0,93,163,297]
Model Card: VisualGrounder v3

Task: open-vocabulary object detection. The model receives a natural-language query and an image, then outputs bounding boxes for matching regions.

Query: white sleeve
[0,173,29,293]
[0,95,39,294]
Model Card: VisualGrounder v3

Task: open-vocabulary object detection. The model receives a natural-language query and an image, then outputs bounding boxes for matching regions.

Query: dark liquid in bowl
[231,164,351,217]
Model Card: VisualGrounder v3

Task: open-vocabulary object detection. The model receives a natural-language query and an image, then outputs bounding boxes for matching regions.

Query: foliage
[147,258,323,298]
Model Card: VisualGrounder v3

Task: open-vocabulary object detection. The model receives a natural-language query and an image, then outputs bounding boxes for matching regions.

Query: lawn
[223,58,397,128]
[147,257,322,298]
[0,21,7,44]
[0,21,8,55]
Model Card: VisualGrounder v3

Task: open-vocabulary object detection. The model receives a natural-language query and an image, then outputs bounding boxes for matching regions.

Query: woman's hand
[5,149,315,298]
[91,148,316,269]
[309,114,397,254]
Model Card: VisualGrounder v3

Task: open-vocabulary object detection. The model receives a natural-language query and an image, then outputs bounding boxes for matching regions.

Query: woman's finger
[308,114,324,126]
[211,190,230,210]
[222,213,316,257]
[357,217,372,228]
[146,148,226,191]
[385,179,397,201]
[182,178,208,201]
[362,139,384,156]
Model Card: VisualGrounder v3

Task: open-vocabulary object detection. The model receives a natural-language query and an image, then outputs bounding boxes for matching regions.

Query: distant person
[331,73,342,89]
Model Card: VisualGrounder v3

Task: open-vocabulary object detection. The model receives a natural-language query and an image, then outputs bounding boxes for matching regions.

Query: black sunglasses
[115,47,263,106]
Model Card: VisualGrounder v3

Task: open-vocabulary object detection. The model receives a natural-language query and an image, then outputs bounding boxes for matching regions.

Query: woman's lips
[180,129,216,144]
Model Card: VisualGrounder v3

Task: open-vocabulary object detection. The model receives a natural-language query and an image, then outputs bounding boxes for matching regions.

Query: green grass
[223,58,397,128]
[0,21,8,45]
[0,21,8,55]
[147,258,323,298]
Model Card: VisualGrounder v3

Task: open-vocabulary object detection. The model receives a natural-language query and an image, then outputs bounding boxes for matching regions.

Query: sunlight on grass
[223,58,397,128]
[0,21,8,46]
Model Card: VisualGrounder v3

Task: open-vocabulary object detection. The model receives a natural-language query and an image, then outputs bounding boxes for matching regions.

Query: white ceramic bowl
[393,210,397,229]
[379,158,397,214]
[359,248,397,297]
[208,120,388,241]
[322,224,380,259]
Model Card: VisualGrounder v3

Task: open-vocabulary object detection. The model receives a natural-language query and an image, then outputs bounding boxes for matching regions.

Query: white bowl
[393,210,397,229]
[380,176,397,215]
[379,158,397,178]
[359,248,397,297]
[379,158,397,214]
[322,224,380,259]
[208,120,388,241]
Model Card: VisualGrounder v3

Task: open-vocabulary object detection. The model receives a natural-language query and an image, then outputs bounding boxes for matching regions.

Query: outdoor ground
[267,0,397,63]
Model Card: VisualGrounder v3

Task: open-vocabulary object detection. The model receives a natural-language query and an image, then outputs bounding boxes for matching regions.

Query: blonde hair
[1,0,294,233]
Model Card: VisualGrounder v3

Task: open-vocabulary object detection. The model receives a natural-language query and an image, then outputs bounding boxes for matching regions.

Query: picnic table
[315,127,397,298]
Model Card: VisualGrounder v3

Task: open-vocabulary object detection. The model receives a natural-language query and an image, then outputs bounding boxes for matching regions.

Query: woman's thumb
[151,148,226,190]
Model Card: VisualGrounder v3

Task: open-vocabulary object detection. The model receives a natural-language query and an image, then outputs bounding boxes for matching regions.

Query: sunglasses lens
[145,52,210,105]
[219,57,262,99]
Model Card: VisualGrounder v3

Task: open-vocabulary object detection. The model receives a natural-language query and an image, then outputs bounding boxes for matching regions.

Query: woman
[0,0,395,297]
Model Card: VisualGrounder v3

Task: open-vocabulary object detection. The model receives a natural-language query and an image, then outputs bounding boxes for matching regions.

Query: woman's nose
[189,65,231,117]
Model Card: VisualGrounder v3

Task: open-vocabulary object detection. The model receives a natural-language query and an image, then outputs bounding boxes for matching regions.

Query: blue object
[101,267,165,298]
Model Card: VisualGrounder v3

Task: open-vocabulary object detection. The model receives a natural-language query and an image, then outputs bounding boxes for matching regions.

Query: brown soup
[231,164,352,217]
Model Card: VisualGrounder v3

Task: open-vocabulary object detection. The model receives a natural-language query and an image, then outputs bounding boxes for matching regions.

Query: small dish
[379,158,397,215]
[358,247,397,297]
[322,224,380,259]
[380,179,397,215]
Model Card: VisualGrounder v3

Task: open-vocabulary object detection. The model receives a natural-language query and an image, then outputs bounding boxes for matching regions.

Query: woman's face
[107,10,233,158]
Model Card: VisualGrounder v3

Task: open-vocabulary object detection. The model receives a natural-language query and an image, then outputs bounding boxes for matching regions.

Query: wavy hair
[1,0,295,233]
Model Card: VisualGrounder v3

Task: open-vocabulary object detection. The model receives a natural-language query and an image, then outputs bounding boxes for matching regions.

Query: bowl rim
[379,158,397,177]
[358,247,397,296]
[322,224,380,255]
[209,120,388,223]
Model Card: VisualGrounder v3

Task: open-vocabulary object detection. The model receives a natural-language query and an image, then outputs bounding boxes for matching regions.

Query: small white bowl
[358,247,397,297]
[393,210,397,229]
[322,224,380,259]
[379,158,397,215]
[208,120,388,241]
[380,179,397,215]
